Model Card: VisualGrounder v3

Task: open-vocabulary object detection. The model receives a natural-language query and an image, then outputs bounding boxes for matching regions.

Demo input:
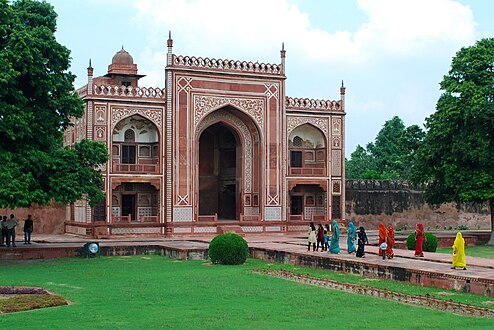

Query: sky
[47,0,494,158]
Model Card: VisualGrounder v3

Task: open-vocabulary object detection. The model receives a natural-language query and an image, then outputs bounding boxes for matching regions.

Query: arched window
[124,129,135,142]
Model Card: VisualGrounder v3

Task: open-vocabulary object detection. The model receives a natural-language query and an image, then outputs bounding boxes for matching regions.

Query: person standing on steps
[24,215,34,244]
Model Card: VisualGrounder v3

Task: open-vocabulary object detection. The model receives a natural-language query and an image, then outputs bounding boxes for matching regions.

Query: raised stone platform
[1,233,493,297]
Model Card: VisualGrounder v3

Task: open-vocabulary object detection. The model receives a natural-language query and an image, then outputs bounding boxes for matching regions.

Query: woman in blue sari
[347,221,357,253]
[329,220,340,254]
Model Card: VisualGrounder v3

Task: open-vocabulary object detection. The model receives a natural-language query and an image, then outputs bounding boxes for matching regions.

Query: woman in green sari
[347,221,357,253]
[329,220,340,254]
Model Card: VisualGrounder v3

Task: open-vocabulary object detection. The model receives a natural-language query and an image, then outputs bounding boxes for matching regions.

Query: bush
[208,233,249,265]
[406,232,438,252]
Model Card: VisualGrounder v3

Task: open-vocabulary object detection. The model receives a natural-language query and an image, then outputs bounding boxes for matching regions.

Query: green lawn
[0,256,493,329]
[436,244,494,259]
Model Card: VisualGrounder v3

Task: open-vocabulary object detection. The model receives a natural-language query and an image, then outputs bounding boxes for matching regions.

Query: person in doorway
[347,221,357,253]
[329,220,340,254]
[378,223,387,257]
[414,223,425,257]
[356,226,368,258]
[452,232,467,270]
[316,224,325,251]
[307,222,316,252]
[24,215,34,244]
[386,225,395,259]
[5,214,18,247]
[0,216,7,246]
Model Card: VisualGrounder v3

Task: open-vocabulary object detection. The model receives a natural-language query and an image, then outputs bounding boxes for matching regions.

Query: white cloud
[130,0,476,66]
[355,0,476,56]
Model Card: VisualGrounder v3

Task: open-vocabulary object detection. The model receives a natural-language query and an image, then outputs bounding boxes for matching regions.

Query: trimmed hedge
[406,232,438,252]
[208,233,249,265]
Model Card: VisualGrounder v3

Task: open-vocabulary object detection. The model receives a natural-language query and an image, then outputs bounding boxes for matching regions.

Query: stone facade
[62,36,346,237]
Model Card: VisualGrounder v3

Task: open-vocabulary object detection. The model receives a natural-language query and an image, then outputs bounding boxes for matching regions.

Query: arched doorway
[198,123,241,220]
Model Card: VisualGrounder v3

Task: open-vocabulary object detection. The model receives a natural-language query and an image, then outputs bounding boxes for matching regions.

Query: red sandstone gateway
[64,35,346,237]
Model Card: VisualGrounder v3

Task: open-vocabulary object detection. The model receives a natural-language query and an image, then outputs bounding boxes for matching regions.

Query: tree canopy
[346,116,424,180]
[412,38,494,244]
[0,0,108,208]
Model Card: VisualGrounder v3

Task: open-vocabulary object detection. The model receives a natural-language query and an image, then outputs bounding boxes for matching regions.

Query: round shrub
[406,232,438,252]
[208,233,249,265]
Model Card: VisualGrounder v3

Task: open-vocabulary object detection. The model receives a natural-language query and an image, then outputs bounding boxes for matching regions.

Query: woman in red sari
[414,223,425,257]
[378,223,387,256]
[386,225,395,259]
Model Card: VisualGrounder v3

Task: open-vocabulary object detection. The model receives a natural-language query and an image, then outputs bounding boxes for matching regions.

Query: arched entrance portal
[199,123,240,220]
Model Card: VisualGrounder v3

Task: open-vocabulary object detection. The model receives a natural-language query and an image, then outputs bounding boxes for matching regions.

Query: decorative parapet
[172,55,283,76]
[93,85,166,99]
[285,96,342,112]
[345,179,426,191]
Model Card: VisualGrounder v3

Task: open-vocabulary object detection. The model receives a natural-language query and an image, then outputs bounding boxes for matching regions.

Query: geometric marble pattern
[264,206,282,220]
[173,207,193,222]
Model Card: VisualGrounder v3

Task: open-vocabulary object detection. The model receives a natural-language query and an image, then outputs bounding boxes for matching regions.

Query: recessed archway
[198,122,240,220]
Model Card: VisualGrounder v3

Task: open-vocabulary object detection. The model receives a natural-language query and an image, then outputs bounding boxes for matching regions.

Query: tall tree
[346,116,424,180]
[0,0,108,208]
[413,38,494,245]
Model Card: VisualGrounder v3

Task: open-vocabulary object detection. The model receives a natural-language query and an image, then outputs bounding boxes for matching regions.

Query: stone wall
[1,202,66,235]
[345,179,491,230]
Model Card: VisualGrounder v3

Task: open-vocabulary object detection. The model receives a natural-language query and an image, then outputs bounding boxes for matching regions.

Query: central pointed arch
[195,106,262,221]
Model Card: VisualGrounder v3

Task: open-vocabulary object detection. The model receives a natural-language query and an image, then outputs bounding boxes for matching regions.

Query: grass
[0,256,493,329]
[436,244,494,259]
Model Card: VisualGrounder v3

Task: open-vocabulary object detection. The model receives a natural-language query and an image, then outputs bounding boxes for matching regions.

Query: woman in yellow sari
[452,232,467,270]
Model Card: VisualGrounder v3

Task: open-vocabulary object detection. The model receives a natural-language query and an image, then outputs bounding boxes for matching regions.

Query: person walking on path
[452,232,467,270]
[316,224,325,251]
[324,224,330,251]
[378,223,387,257]
[347,221,357,253]
[0,216,7,246]
[329,220,340,254]
[5,214,18,247]
[23,215,34,244]
[380,240,388,260]
[386,225,395,259]
[307,222,317,251]
[356,226,368,258]
[414,223,425,257]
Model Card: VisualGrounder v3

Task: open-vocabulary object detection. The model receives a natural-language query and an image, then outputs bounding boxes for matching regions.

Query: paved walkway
[3,233,494,283]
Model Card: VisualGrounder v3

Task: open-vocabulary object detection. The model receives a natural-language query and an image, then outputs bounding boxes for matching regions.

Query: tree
[346,145,375,179]
[413,38,494,245]
[0,0,108,208]
[346,116,424,180]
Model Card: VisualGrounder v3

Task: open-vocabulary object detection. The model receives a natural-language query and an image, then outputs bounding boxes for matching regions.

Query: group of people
[378,223,395,260]
[0,214,34,247]
[307,221,468,269]
[307,221,369,258]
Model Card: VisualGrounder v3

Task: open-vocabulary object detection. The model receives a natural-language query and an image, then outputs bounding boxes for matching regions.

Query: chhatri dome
[111,46,134,65]
[107,46,139,76]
